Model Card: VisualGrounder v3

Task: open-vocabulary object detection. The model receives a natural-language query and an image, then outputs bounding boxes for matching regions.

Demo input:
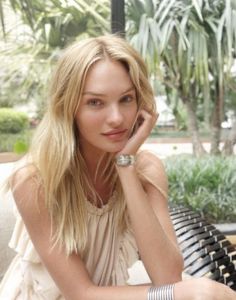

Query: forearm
[116,165,183,285]
[84,284,149,300]
[83,278,236,300]
[85,283,181,300]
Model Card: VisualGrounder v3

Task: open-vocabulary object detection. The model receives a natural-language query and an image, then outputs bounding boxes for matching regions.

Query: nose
[106,104,124,127]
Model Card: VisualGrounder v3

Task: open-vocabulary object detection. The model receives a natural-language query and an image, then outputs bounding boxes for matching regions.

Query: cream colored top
[0,194,139,300]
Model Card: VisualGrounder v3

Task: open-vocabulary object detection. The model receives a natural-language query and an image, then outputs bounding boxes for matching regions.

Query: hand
[118,109,158,155]
[175,278,236,300]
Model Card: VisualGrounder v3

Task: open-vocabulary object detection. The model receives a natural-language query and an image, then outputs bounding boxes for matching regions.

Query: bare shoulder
[136,150,166,175]
[136,150,168,198]
[10,165,52,257]
[10,163,42,213]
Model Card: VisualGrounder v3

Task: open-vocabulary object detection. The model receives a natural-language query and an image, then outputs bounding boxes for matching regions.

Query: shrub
[0,130,32,153]
[164,155,236,223]
[13,140,29,154]
[0,108,29,133]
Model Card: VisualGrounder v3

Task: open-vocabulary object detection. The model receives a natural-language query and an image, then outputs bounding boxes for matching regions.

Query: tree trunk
[111,0,125,36]
[184,100,206,157]
[210,126,221,155]
[210,81,224,155]
[222,119,236,155]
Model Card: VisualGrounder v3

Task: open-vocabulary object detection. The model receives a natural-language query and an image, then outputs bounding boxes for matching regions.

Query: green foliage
[13,140,29,154]
[1,0,109,48]
[126,0,236,154]
[0,51,51,111]
[0,108,29,133]
[0,129,32,153]
[165,155,236,223]
[0,0,110,118]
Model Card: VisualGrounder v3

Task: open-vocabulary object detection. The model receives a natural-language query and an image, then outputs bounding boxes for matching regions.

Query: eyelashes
[87,99,103,107]
[86,94,136,107]
[120,95,134,103]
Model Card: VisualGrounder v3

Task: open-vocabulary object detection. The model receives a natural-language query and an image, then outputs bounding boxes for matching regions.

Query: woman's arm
[87,279,236,300]
[8,168,236,300]
[115,110,183,285]
[116,152,183,285]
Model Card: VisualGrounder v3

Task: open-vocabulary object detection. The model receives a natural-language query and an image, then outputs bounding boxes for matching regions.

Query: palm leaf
[0,0,5,36]
[192,0,203,22]
[155,0,176,27]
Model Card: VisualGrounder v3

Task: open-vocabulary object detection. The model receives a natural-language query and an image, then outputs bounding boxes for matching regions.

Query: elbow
[172,251,184,282]
[179,253,184,275]
[154,251,184,285]
[164,250,184,284]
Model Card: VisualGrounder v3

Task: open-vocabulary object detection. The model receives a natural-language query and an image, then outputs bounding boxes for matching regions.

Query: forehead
[83,59,134,93]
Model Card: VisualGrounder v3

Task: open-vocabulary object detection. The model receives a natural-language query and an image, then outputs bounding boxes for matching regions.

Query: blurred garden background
[0,0,236,224]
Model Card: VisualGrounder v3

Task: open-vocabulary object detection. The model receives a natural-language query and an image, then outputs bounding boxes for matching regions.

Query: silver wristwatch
[115,154,136,167]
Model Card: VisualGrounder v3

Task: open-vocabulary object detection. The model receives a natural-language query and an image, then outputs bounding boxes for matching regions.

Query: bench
[170,206,236,290]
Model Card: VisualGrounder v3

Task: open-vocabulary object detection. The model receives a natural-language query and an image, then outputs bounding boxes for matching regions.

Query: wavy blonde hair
[14,35,156,256]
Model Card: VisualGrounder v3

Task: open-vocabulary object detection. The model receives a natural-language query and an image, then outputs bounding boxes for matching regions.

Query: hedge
[0,108,29,134]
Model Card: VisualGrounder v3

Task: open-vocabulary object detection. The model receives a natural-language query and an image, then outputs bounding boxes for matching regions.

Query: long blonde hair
[17,35,156,255]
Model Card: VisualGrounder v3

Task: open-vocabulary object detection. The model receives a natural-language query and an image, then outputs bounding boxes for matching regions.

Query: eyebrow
[83,86,135,96]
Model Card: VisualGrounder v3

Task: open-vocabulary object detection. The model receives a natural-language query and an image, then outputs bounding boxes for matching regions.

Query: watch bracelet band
[115,154,136,167]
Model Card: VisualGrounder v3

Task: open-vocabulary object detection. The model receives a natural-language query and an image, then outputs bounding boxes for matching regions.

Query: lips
[103,129,127,135]
[102,129,127,140]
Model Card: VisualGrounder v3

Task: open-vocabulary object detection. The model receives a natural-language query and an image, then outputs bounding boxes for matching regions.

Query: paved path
[0,162,15,186]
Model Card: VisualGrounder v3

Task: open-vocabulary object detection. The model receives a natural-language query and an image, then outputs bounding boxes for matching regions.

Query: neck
[80,149,115,207]
[83,152,105,180]
[79,144,116,179]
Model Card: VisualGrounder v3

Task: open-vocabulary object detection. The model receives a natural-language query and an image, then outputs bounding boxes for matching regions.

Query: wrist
[174,281,193,300]
[147,284,175,300]
[115,154,136,167]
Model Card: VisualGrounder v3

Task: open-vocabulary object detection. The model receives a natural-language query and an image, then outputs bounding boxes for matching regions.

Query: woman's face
[75,59,138,156]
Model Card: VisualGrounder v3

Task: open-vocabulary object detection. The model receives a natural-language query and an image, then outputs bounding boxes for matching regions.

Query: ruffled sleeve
[8,208,41,263]
[112,227,139,285]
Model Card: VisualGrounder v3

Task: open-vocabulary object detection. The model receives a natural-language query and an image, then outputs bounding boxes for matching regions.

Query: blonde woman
[0,35,235,300]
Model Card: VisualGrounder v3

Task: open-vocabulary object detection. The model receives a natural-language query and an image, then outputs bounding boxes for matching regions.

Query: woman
[0,35,235,300]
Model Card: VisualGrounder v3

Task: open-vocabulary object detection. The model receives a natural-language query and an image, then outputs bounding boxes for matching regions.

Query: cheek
[75,112,102,132]
[127,106,138,124]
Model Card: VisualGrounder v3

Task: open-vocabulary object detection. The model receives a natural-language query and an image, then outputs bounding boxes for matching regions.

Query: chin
[104,143,127,154]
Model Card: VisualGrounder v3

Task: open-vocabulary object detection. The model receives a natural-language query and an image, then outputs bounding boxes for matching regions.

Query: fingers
[136,109,158,138]
[139,109,158,125]
[118,109,158,155]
